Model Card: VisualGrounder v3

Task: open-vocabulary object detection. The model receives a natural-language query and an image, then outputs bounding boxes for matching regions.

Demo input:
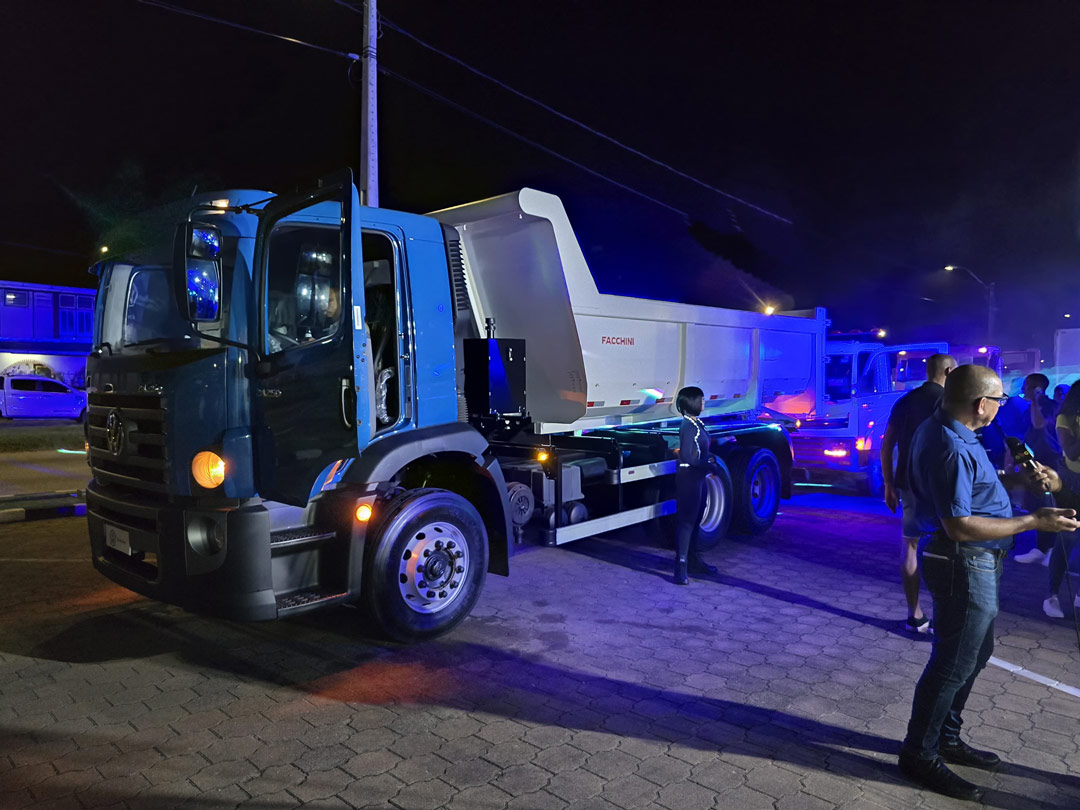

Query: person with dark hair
[1043,380,1080,617]
[898,365,1080,801]
[673,386,719,585]
[881,352,956,633]
[1055,383,1069,408]
[1014,373,1062,565]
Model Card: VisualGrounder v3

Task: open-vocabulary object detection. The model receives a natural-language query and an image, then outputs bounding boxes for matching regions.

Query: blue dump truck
[85,172,824,641]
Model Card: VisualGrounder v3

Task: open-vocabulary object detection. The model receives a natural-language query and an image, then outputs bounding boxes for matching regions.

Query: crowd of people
[878,361,1080,800]
[672,361,1080,802]
[978,371,1080,617]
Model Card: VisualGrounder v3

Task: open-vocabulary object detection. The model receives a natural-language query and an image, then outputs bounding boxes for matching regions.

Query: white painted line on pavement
[0,508,26,523]
[990,656,1080,699]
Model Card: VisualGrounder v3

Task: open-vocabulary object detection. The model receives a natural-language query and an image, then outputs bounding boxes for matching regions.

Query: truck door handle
[339,378,354,430]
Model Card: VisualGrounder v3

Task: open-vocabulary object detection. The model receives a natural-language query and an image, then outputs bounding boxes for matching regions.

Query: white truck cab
[777,341,948,494]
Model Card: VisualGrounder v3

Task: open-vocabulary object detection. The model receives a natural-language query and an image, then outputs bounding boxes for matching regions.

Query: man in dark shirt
[881,353,956,633]
[897,365,1080,801]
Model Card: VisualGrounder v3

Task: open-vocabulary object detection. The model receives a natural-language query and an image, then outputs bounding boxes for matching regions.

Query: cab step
[276,588,348,615]
[269,527,336,553]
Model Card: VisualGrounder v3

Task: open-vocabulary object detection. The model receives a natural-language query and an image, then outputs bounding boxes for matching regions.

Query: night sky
[4,0,1080,356]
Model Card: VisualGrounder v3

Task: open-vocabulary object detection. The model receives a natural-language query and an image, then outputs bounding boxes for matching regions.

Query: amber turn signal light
[192,451,226,488]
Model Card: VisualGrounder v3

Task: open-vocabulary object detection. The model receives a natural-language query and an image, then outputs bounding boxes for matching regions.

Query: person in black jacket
[673,386,720,585]
[881,353,956,633]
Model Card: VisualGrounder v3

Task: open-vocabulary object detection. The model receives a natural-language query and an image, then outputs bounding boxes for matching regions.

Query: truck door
[253,175,368,506]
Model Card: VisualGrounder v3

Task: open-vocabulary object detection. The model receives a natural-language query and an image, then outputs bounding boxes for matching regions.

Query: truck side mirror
[176,223,222,322]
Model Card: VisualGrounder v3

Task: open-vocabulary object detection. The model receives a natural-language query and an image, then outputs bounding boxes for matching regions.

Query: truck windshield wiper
[122,337,177,349]
[123,333,255,353]
[193,332,257,352]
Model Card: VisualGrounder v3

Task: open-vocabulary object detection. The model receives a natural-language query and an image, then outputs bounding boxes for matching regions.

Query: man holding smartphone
[898,365,1080,801]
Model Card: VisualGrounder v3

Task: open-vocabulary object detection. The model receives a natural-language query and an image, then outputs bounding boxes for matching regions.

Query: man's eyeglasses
[980,394,1009,406]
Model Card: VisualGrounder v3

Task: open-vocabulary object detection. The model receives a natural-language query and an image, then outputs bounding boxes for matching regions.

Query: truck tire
[730,448,781,535]
[695,462,734,551]
[364,488,489,643]
[652,463,733,551]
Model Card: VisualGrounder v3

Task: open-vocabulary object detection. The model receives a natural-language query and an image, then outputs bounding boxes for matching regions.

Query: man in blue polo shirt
[898,365,1080,801]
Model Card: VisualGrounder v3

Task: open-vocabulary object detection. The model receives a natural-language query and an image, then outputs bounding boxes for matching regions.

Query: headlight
[192,451,226,488]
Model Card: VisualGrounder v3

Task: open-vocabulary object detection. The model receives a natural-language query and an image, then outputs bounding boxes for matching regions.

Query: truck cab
[86,176,512,642]
[784,341,947,493]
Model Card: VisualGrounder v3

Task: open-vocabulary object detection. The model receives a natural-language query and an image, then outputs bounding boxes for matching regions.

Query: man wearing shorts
[881,353,957,633]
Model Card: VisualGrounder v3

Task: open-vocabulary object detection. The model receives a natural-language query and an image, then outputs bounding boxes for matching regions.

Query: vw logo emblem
[105,409,125,456]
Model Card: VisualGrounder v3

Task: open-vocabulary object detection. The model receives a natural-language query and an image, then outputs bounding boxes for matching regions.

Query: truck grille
[87,392,169,493]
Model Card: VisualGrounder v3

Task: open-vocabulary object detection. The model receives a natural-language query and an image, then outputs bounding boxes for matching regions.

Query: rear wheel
[695,462,734,551]
[364,488,488,642]
[730,448,781,535]
[655,462,734,551]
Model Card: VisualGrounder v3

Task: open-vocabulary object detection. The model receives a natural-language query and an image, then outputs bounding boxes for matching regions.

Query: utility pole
[360,0,378,207]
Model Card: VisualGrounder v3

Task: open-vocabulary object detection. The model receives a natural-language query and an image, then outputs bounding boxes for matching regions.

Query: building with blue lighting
[1,280,95,388]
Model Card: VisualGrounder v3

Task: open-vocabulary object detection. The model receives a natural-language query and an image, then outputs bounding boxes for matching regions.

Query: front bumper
[87,481,277,620]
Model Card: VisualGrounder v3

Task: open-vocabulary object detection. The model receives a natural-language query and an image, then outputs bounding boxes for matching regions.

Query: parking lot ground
[0,449,89,499]
[2,493,1079,810]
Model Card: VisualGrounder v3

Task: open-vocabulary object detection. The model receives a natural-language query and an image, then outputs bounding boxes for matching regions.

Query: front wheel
[364,488,489,642]
[730,448,781,535]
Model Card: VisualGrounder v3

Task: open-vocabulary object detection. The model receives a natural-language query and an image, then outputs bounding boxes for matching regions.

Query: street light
[944,265,996,344]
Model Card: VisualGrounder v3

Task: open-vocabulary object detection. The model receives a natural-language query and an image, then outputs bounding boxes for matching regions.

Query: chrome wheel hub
[398,521,470,614]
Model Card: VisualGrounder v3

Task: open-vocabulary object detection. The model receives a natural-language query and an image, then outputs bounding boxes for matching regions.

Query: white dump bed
[430,189,825,434]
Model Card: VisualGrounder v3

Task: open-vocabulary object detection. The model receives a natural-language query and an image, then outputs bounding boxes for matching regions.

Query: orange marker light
[191,451,226,488]
[355,504,373,522]
[537,451,550,462]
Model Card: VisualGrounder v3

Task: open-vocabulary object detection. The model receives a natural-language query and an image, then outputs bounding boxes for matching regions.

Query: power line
[377,65,688,218]
[0,239,85,257]
[335,0,793,225]
[136,0,690,218]
[139,0,359,61]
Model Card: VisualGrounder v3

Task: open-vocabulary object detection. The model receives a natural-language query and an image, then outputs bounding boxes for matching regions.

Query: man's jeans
[901,540,1002,761]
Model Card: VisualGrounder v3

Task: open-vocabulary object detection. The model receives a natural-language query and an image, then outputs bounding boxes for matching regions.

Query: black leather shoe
[673,558,689,586]
[898,754,983,801]
[687,556,718,576]
[940,740,1001,770]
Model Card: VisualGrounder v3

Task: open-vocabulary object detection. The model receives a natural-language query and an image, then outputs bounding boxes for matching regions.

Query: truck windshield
[93,254,232,353]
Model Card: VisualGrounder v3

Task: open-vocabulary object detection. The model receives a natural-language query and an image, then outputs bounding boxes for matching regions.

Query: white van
[0,375,87,421]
